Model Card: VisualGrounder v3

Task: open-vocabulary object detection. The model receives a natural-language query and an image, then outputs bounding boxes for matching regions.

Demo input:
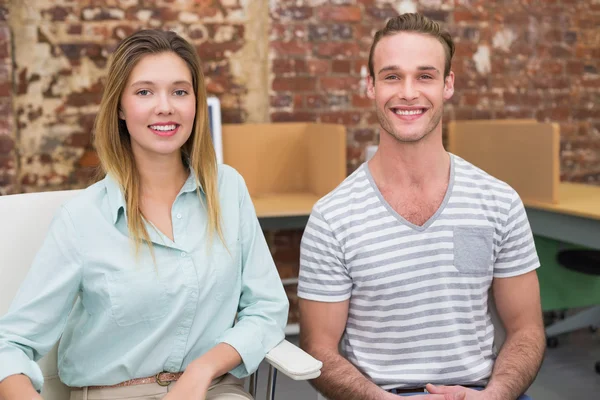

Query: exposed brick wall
[269,0,600,183]
[0,2,14,195]
[5,0,266,193]
[1,0,598,191]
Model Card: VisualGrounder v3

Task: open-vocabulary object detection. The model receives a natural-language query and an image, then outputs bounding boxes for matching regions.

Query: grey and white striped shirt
[298,154,539,389]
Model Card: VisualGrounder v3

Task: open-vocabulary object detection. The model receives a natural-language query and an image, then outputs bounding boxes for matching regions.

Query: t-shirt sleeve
[298,208,352,302]
[494,193,540,278]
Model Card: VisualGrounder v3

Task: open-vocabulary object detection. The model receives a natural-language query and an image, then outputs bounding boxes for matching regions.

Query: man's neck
[369,129,450,190]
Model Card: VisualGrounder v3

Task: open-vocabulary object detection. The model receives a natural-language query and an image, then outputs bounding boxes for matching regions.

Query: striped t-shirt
[298,154,540,389]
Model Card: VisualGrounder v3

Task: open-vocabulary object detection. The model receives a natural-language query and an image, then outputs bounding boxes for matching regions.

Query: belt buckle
[155,372,171,387]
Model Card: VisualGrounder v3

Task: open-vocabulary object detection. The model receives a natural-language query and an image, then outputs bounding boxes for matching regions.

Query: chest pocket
[106,269,169,326]
[453,226,494,276]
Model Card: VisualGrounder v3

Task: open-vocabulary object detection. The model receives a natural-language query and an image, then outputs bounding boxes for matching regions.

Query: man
[297,13,545,400]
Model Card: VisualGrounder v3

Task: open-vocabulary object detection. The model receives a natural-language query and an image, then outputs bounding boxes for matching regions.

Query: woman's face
[119,52,196,162]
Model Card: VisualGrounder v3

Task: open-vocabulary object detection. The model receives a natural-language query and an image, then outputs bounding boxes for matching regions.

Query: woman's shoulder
[60,179,111,218]
[217,164,246,192]
[217,163,242,181]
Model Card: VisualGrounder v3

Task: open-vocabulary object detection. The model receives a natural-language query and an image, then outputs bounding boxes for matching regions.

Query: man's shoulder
[452,154,520,202]
[312,163,371,218]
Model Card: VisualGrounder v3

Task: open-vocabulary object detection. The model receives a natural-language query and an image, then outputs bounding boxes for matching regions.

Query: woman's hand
[0,374,43,400]
[162,366,213,400]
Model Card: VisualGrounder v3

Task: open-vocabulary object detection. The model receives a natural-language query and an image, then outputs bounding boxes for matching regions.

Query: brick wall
[269,0,600,182]
[0,2,13,195]
[3,0,597,194]
[5,0,268,193]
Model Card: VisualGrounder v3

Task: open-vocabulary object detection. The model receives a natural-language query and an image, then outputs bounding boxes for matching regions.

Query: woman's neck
[136,153,189,202]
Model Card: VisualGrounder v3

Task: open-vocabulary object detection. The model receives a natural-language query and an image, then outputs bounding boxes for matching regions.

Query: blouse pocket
[106,269,169,326]
[453,226,494,276]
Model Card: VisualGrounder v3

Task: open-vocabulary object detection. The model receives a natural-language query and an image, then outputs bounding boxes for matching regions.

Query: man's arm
[298,210,455,400]
[485,271,545,399]
[427,271,545,400]
[299,298,391,400]
[299,299,454,400]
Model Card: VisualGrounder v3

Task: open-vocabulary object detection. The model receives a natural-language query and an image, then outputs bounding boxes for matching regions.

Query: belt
[389,385,483,394]
[86,372,184,390]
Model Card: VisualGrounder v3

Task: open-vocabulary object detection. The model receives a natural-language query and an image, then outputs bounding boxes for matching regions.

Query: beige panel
[306,124,347,197]
[222,123,347,217]
[222,123,307,196]
[446,119,537,152]
[447,120,560,204]
[253,193,323,217]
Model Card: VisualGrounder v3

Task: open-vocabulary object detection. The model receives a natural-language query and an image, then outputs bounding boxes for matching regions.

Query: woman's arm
[0,206,83,395]
[214,173,289,377]
[0,374,42,400]
[163,343,242,398]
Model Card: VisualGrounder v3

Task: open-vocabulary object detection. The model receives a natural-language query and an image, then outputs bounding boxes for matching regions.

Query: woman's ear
[118,108,125,120]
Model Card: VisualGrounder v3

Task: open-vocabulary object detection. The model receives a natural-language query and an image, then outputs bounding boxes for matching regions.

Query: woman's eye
[136,89,151,96]
[174,90,188,96]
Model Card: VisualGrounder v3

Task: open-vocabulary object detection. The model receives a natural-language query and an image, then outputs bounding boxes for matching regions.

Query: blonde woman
[0,30,288,400]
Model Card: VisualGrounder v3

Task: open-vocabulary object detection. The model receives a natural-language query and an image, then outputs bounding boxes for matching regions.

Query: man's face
[367,32,454,143]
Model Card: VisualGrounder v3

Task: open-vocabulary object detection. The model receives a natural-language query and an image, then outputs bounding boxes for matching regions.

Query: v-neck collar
[363,153,455,232]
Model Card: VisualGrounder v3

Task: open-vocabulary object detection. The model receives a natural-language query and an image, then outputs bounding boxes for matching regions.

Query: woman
[0,30,288,399]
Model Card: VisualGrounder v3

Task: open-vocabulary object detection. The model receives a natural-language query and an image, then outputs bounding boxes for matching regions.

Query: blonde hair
[94,29,223,256]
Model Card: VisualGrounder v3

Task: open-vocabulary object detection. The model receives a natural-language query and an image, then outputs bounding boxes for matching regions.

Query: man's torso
[298,154,539,389]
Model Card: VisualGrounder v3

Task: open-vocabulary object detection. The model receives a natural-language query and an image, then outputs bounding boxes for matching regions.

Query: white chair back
[0,190,81,399]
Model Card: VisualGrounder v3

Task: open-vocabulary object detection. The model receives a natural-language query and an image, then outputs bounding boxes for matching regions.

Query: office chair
[545,249,600,374]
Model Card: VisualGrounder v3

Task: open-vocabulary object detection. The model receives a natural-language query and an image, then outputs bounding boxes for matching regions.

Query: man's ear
[367,76,375,100]
[443,71,455,101]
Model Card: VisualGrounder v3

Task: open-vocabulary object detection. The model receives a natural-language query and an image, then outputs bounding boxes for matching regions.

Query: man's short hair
[368,13,455,79]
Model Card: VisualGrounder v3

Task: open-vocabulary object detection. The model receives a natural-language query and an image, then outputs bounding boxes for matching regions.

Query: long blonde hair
[94,29,223,256]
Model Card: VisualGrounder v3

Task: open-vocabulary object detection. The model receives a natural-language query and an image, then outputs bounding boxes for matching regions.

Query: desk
[255,194,313,230]
[524,183,600,313]
[525,183,600,250]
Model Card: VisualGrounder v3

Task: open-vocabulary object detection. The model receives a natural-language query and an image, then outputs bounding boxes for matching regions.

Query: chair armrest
[265,340,322,381]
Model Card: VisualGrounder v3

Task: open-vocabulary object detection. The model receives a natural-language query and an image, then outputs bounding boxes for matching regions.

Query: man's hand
[425,384,494,400]
[377,389,466,400]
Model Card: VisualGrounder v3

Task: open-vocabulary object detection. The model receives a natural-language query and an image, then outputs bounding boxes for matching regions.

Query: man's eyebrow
[378,65,400,75]
[377,65,441,74]
[417,65,441,74]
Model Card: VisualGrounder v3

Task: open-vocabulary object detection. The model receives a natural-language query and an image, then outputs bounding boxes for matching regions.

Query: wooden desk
[255,194,314,230]
[524,183,600,250]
